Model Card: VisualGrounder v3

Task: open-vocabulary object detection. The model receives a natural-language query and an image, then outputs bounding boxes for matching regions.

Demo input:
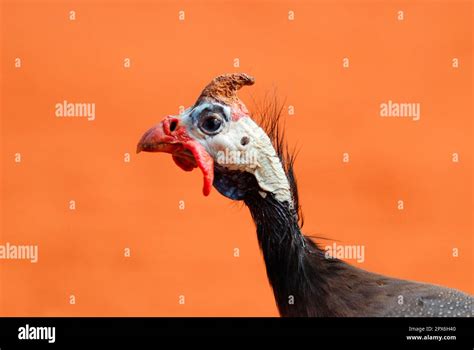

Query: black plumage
[215,97,473,317]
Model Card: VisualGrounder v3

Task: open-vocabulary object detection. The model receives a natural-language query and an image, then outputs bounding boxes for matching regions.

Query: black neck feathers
[244,190,352,317]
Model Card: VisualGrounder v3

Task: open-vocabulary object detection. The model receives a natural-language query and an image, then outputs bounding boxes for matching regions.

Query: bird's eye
[198,113,224,135]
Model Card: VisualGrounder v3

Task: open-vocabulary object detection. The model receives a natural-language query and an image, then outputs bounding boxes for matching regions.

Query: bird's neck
[244,191,336,317]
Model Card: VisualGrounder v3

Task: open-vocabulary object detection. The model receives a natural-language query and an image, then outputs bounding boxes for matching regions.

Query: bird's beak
[136,116,180,154]
[137,115,214,196]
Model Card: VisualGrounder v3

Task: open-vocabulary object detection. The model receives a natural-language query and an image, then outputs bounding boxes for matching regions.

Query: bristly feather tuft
[250,93,304,228]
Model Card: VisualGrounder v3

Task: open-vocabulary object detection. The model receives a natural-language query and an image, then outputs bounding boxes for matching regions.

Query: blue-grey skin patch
[213,165,259,200]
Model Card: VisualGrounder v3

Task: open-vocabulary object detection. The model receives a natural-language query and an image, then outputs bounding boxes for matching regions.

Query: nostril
[169,120,178,132]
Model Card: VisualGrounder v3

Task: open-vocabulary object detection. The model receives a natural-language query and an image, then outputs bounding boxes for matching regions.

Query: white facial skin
[179,102,292,204]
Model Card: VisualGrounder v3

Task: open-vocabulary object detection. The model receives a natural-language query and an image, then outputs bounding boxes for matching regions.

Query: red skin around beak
[137,115,214,196]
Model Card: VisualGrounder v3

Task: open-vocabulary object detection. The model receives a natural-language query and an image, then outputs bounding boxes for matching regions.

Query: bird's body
[138,73,473,317]
[246,184,471,317]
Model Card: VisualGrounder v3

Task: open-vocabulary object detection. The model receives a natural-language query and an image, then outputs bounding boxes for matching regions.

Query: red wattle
[184,141,214,196]
[172,153,196,172]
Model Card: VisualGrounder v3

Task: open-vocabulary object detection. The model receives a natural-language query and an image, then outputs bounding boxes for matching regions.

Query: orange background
[0,0,472,316]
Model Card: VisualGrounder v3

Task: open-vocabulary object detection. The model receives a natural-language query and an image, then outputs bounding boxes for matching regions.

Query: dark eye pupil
[202,116,222,132]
